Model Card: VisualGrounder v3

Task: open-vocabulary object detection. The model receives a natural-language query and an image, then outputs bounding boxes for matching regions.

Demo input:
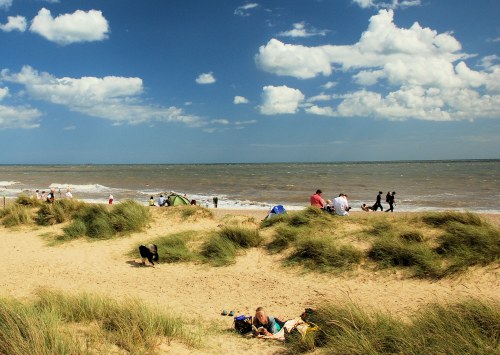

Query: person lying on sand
[252,307,285,336]
[361,203,373,212]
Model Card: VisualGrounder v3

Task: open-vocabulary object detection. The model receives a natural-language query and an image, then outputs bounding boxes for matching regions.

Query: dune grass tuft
[150,231,198,263]
[0,289,202,354]
[286,299,500,354]
[200,234,238,266]
[1,204,32,227]
[287,236,363,272]
[368,237,442,278]
[218,226,263,248]
[267,225,299,253]
[422,211,484,227]
[436,221,500,274]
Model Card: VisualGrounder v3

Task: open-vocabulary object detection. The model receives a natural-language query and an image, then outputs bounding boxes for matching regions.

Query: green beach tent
[167,193,190,206]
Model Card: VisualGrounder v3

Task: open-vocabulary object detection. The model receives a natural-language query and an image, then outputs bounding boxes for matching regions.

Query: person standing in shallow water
[213,196,218,208]
[385,191,396,212]
[372,191,384,211]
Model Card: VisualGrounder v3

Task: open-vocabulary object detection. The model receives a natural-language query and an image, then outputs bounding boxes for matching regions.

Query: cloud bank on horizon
[0,0,498,163]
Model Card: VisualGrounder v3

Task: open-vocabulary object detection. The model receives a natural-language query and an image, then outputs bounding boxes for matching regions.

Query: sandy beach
[0,207,499,353]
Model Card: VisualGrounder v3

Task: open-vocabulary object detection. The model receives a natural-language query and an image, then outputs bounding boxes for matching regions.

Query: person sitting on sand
[252,307,285,336]
[310,189,325,209]
[333,193,350,216]
[149,196,155,206]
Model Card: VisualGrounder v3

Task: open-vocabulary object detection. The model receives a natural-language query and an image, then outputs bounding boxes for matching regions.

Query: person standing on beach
[310,189,325,209]
[372,191,384,211]
[35,190,40,200]
[385,192,396,212]
[213,196,218,208]
[65,188,73,199]
[108,194,114,205]
[47,188,55,203]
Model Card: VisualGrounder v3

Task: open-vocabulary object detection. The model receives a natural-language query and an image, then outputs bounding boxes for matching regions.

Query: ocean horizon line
[0,158,498,167]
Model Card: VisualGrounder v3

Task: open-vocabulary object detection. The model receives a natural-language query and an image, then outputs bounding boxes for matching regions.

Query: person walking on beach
[108,194,114,205]
[65,188,73,199]
[213,196,218,208]
[385,192,396,212]
[310,189,325,209]
[372,191,384,211]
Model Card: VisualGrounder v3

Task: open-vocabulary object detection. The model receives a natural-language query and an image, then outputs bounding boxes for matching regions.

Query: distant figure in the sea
[149,196,156,206]
[47,188,55,203]
[108,194,114,205]
[310,189,325,209]
[385,192,396,212]
[139,244,159,266]
[333,193,350,216]
[372,191,384,211]
[158,194,165,206]
[252,307,285,336]
[213,196,218,208]
[65,188,73,199]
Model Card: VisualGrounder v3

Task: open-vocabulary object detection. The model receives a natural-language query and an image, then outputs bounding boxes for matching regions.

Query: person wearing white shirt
[333,193,350,216]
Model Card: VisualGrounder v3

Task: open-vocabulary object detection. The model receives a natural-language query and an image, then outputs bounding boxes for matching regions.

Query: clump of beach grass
[436,221,500,274]
[133,231,199,263]
[35,199,85,226]
[218,226,263,248]
[60,200,150,240]
[286,299,500,354]
[287,236,363,272]
[266,225,299,253]
[422,211,484,227]
[0,204,32,227]
[200,234,238,266]
[200,226,262,266]
[368,237,442,278]
[15,194,43,207]
[0,289,202,355]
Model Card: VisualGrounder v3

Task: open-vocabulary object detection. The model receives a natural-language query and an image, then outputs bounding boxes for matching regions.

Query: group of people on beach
[311,189,397,214]
[35,188,73,203]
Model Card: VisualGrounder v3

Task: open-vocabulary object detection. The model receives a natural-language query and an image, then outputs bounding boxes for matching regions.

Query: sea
[0,160,499,213]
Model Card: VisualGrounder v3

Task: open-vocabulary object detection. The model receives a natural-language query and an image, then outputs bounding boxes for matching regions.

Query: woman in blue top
[253,307,285,336]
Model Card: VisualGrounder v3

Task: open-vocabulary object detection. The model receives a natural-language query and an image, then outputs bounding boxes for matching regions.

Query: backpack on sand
[234,315,253,334]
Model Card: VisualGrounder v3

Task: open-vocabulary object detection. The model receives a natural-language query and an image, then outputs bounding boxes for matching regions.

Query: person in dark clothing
[385,192,396,212]
[372,191,384,211]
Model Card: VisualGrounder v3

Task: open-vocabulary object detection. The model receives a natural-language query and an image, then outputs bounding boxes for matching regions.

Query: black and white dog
[139,244,159,266]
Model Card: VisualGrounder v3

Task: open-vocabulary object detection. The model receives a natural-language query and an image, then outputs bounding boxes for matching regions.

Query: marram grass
[0,290,202,355]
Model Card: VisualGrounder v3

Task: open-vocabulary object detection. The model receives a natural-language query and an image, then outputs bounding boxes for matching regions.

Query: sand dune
[0,208,498,353]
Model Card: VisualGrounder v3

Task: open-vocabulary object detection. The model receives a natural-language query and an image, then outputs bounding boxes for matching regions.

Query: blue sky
[0,0,499,164]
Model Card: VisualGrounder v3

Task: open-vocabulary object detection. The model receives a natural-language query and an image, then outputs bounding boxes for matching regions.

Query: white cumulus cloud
[0,16,27,32]
[195,72,216,84]
[1,66,203,126]
[260,85,304,115]
[234,3,259,16]
[278,22,327,38]
[0,87,41,129]
[29,8,109,45]
[234,95,249,104]
[257,9,500,121]
[256,38,332,79]
[352,0,421,9]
